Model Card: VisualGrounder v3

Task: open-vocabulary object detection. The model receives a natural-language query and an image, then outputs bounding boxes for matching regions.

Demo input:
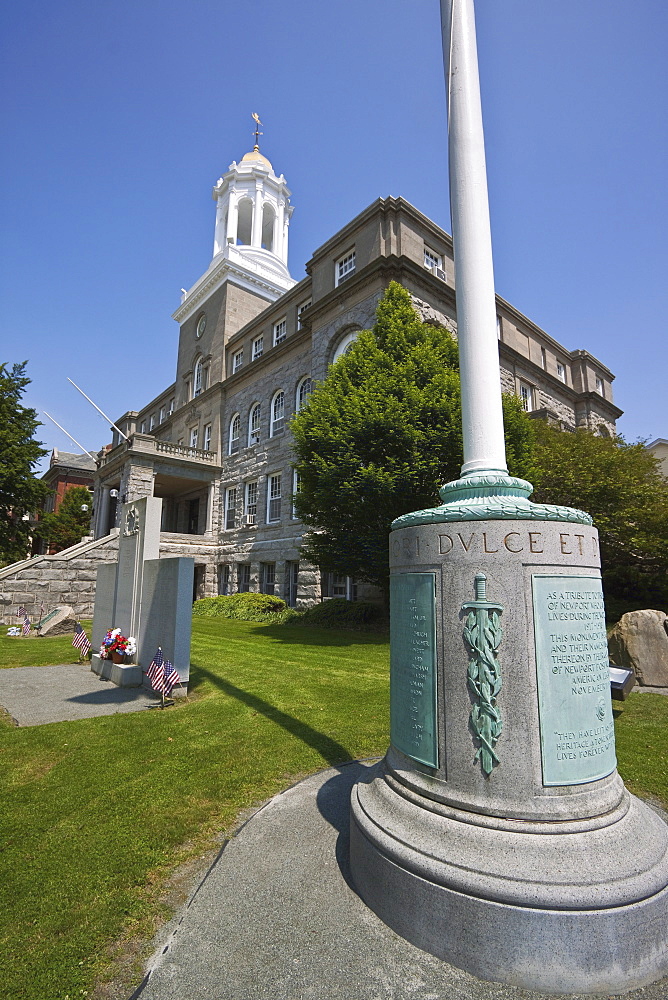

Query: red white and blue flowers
[99,628,137,660]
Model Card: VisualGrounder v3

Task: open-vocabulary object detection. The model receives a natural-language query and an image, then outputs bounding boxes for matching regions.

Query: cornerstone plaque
[532,574,616,786]
[390,572,438,768]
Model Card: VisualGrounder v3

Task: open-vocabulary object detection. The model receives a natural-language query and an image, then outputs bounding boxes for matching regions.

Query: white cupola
[211,142,294,294]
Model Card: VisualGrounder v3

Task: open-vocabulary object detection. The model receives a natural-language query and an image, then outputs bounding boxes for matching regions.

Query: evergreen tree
[36,486,93,553]
[291,283,534,593]
[0,362,49,566]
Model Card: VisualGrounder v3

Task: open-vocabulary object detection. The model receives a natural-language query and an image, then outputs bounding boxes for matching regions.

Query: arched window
[261,203,275,252]
[229,413,240,454]
[248,403,261,446]
[270,391,285,437]
[237,199,253,246]
[295,376,313,412]
[332,329,360,363]
[193,357,203,397]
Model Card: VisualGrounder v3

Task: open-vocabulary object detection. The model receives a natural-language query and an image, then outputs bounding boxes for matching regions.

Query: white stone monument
[91,497,194,690]
[349,1,668,992]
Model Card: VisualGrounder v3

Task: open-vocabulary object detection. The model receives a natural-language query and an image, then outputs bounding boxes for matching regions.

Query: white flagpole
[66,379,128,441]
[42,411,99,461]
[440,0,508,478]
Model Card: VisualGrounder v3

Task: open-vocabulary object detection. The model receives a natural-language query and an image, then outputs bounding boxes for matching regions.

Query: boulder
[608,610,668,688]
[36,605,78,636]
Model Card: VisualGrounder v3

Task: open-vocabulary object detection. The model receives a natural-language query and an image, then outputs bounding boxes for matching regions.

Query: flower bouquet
[100,628,137,663]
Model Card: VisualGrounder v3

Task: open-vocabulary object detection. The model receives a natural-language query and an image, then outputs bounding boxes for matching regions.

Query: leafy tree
[36,486,93,553]
[291,282,534,594]
[530,422,668,618]
[0,362,49,566]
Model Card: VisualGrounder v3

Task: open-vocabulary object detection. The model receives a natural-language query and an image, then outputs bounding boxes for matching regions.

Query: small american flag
[17,607,27,618]
[22,616,31,635]
[162,659,181,697]
[72,623,92,654]
[147,648,164,691]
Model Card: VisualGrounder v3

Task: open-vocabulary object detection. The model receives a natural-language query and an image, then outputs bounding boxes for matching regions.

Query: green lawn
[0,620,666,1000]
[0,619,390,1000]
[0,623,93,668]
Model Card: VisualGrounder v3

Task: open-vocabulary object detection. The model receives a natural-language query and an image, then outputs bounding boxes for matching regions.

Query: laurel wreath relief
[462,574,503,775]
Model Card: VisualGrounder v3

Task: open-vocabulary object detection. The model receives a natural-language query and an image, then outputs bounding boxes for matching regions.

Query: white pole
[67,378,128,441]
[42,411,99,462]
[440,0,508,477]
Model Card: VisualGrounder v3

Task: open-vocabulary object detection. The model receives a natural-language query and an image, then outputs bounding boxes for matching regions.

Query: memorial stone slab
[140,557,193,687]
[91,498,193,690]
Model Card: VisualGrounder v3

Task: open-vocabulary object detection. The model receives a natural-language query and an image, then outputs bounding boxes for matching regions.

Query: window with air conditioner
[245,481,258,525]
[424,246,441,270]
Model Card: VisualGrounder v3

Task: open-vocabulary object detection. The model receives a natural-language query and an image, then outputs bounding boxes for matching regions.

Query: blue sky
[1,0,666,470]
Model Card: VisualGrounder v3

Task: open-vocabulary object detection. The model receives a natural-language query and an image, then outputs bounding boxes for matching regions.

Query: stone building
[90,141,621,608]
[1,140,622,621]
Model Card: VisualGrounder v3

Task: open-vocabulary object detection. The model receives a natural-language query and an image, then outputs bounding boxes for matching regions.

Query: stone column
[251,181,263,248]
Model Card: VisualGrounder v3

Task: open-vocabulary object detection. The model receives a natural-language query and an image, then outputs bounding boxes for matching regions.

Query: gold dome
[241,147,273,170]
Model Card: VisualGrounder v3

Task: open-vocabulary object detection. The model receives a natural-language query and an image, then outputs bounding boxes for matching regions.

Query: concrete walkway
[134,762,668,1000]
[0,663,160,726]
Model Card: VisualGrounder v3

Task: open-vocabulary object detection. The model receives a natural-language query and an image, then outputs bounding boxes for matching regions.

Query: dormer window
[335,249,356,286]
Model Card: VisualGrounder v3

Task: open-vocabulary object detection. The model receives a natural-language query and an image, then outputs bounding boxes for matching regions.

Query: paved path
[134,762,668,1000]
[0,663,160,726]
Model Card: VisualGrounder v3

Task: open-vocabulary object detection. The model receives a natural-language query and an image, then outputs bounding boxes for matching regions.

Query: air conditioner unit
[430,265,447,281]
[246,513,257,525]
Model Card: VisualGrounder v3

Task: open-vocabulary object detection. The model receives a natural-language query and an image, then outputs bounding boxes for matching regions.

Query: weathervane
[251,112,263,151]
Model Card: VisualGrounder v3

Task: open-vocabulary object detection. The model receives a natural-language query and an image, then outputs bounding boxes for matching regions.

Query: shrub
[192,593,297,622]
[296,598,387,631]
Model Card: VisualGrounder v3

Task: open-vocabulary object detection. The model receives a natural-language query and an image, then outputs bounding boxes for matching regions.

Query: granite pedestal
[350,515,668,993]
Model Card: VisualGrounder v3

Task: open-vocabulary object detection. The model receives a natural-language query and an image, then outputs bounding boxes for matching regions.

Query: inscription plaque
[390,572,438,768]
[532,574,616,785]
